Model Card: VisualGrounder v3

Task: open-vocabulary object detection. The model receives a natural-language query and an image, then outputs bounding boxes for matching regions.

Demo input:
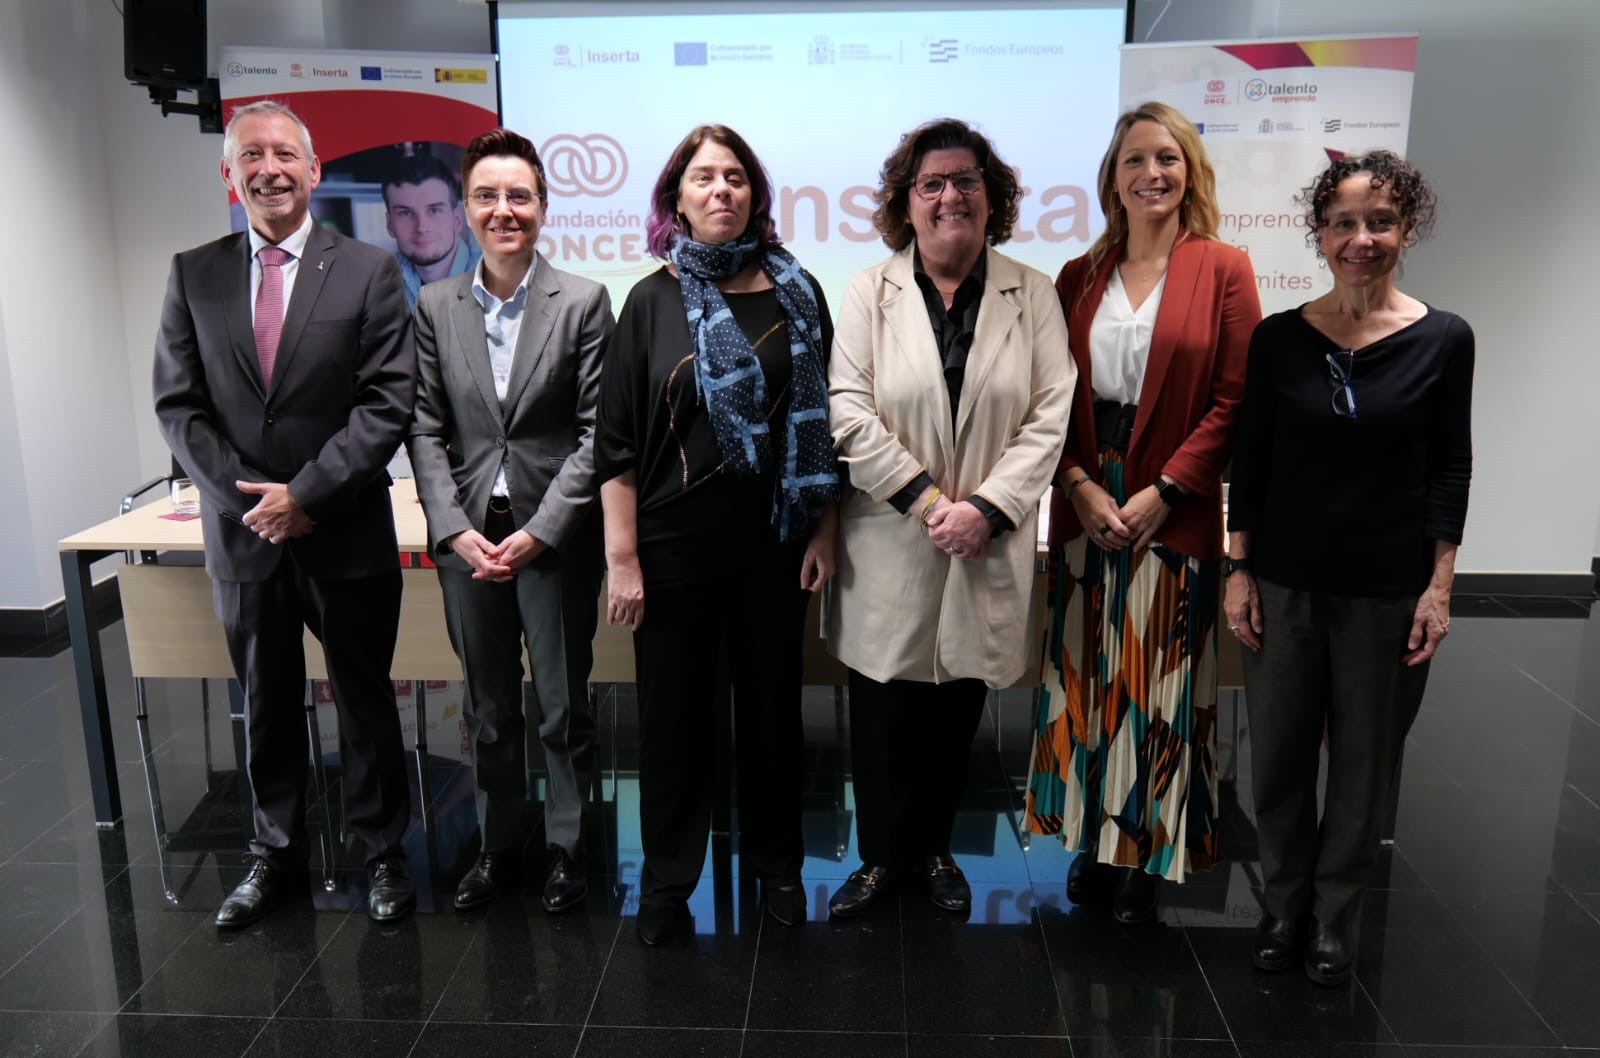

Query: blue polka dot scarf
[670,233,838,541]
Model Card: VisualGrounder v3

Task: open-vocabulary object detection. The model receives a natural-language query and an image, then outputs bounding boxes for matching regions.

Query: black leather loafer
[1305,918,1355,986]
[1251,913,1305,972]
[923,855,971,913]
[215,855,301,929]
[542,844,588,913]
[636,902,689,946]
[367,856,416,923]
[828,865,895,917]
[1066,854,1116,905]
[454,850,519,912]
[762,878,807,926]
[1112,867,1161,925]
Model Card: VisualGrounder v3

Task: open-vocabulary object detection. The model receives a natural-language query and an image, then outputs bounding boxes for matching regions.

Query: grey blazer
[407,255,614,567]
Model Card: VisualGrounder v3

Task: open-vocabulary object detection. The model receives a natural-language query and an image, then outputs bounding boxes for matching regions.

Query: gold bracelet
[918,487,943,533]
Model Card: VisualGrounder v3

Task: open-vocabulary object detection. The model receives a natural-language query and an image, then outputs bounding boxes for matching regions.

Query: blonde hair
[1077,101,1218,304]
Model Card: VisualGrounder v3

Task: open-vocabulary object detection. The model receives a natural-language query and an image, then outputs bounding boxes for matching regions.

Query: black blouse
[593,266,832,588]
[1227,306,1474,596]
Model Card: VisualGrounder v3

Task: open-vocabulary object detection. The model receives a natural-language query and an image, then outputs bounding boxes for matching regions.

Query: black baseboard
[0,577,123,645]
[1454,571,1597,598]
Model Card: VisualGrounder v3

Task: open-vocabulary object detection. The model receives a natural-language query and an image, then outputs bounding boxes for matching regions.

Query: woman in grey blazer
[408,128,615,914]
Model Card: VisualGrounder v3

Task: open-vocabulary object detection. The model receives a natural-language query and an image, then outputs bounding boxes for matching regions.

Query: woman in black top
[594,125,838,946]
[1226,150,1473,985]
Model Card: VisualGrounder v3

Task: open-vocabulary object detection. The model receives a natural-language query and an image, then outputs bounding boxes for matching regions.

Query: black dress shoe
[455,850,519,911]
[1112,867,1161,925]
[923,855,971,913]
[761,878,807,926]
[367,856,416,923]
[215,855,300,929]
[636,902,689,946]
[1066,854,1116,905]
[1251,913,1305,972]
[828,865,895,917]
[542,844,588,913]
[1305,918,1354,986]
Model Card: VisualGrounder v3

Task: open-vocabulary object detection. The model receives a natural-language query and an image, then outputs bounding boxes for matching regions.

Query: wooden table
[59,482,1238,827]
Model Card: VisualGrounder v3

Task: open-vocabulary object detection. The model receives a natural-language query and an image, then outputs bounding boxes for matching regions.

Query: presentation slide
[497,2,1124,310]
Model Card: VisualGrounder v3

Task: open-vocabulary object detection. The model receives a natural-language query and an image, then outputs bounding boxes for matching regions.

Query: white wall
[0,1,143,609]
[1136,0,1600,576]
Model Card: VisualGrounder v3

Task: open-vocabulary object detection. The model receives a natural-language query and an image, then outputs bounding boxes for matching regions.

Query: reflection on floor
[2,593,1600,1056]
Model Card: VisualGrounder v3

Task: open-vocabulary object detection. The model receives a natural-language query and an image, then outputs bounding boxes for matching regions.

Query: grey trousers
[1241,578,1430,927]
[438,554,601,855]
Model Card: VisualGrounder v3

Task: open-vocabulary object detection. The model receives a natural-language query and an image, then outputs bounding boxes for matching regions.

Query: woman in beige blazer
[825,118,1075,918]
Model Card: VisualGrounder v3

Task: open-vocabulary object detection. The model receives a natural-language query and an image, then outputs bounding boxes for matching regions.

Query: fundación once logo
[1245,78,1268,101]
[540,133,628,197]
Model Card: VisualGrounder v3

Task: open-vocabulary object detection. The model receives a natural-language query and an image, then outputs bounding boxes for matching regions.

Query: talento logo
[226,61,243,78]
[540,133,628,197]
[1245,78,1267,101]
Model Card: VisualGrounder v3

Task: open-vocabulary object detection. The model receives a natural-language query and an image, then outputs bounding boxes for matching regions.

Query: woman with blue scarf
[595,125,838,946]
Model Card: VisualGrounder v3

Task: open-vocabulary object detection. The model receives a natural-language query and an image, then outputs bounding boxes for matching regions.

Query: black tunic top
[594,266,832,588]
[1227,305,1474,596]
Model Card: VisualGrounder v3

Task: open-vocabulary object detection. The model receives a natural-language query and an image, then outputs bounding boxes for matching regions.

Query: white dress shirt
[246,213,316,326]
[1089,267,1166,405]
[470,256,539,498]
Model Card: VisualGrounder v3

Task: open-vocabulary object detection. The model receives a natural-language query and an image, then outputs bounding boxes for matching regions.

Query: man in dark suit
[408,128,611,912]
[152,100,418,927]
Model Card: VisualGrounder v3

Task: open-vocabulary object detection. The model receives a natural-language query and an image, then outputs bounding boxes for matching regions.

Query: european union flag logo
[360,66,382,80]
[674,42,708,66]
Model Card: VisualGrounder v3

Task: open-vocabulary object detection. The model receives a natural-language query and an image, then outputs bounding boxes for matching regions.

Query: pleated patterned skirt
[1024,449,1221,881]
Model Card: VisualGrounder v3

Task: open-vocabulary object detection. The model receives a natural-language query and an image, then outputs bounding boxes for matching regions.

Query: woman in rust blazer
[1024,101,1260,923]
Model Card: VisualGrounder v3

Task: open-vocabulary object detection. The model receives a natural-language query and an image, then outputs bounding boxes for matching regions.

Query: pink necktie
[254,246,290,386]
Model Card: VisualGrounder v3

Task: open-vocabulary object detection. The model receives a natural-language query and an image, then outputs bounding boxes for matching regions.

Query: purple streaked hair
[645,124,782,259]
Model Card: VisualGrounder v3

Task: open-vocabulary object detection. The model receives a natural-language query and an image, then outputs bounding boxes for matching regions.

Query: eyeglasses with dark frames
[912,167,985,200]
[1326,349,1357,420]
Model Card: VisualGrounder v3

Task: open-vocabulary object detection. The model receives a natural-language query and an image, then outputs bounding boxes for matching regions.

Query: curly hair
[644,124,780,259]
[871,118,1020,252]
[1299,149,1437,250]
[1077,101,1219,304]
[461,128,547,201]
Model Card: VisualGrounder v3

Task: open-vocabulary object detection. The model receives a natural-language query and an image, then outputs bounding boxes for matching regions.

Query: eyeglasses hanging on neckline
[1326,349,1357,420]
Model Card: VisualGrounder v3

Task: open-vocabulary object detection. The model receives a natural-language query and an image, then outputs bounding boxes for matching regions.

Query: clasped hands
[238,480,314,543]
[921,492,992,561]
[1070,479,1170,553]
[450,528,547,583]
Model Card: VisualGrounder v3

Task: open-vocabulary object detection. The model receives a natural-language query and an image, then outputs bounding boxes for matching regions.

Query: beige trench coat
[824,246,1076,686]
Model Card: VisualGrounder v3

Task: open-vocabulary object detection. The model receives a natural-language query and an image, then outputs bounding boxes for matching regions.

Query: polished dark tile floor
[4,597,1600,1056]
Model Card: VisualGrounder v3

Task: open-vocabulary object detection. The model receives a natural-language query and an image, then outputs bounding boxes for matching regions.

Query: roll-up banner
[1120,35,1418,315]
[219,47,499,309]
[219,48,500,777]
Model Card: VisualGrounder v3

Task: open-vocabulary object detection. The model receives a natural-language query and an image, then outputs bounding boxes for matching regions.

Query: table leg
[61,548,120,826]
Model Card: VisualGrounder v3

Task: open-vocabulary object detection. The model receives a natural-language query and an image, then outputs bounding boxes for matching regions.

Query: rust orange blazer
[1049,233,1261,560]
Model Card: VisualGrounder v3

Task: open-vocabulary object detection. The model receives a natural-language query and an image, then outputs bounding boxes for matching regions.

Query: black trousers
[847,670,988,867]
[633,553,808,909]
[1241,578,1430,928]
[214,554,410,868]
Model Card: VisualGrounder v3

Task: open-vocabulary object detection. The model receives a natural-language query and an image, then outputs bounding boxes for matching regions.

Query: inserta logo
[540,134,628,197]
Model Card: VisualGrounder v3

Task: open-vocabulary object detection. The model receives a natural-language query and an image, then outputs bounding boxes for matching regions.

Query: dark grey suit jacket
[152,225,417,582]
[408,254,613,567]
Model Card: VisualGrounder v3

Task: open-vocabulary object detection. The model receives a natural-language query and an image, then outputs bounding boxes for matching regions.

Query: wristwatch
[1154,478,1186,507]
[1220,556,1251,578]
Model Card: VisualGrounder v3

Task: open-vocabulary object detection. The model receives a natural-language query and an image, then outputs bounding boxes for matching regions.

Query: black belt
[484,497,514,545]
[1093,400,1137,454]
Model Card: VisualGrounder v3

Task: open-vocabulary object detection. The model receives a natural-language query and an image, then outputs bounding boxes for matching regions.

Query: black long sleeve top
[593,266,832,588]
[1227,306,1474,596]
